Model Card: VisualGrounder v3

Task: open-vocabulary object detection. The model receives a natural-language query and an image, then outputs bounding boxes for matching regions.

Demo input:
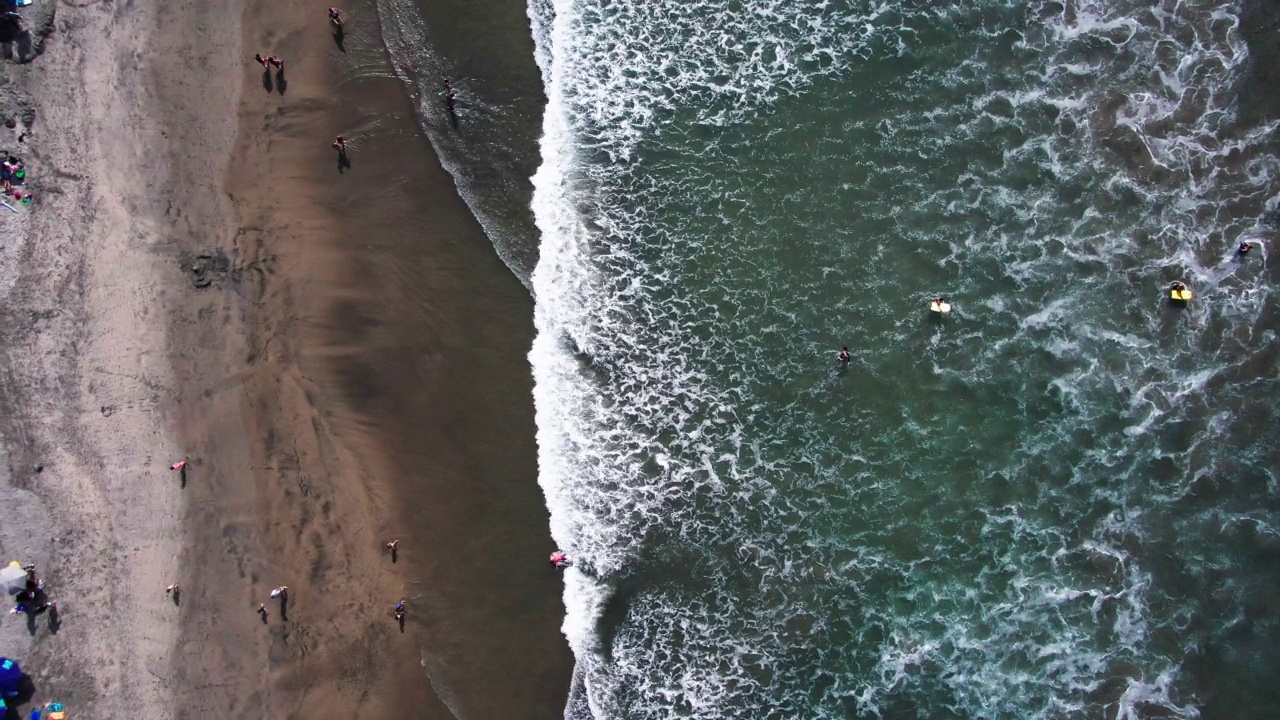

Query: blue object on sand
[0,657,22,697]
[13,0,33,7]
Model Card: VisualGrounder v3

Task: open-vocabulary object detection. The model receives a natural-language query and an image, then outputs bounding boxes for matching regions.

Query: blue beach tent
[0,656,22,697]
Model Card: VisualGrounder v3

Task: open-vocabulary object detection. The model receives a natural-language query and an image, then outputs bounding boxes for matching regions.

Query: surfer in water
[549,550,570,568]
[837,347,851,364]
[1238,240,1257,255]
[443,80,457,111]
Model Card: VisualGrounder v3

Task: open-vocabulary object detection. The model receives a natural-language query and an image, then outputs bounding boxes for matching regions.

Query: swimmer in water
[1238,240,1257,255]
[837,346,851,364]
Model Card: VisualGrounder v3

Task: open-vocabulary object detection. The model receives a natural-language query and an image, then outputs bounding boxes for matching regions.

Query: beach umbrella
[0,563,27,594]
[0,657,22,697]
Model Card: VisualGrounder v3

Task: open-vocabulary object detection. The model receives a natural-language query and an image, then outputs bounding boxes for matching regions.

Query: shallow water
[520,0,1280,717]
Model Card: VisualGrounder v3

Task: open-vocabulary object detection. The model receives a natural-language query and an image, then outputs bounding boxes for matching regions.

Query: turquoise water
[523,0,1280,717]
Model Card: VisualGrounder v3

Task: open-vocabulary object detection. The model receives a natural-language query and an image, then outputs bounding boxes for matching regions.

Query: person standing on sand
[329,7,343,26]
[270,585,288,600]
[254,53,270,69]
[394,599,405,621]
[166,582,179,594]
[332,136,346,153]
[385,540,398,552]
[268,56,284,70]
[258,603,267,618]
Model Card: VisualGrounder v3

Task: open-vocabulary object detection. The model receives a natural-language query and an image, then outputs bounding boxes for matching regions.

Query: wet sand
[0,0,569,716]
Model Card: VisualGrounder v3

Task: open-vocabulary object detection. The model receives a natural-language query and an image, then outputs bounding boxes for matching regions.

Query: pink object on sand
[171,460,186,470]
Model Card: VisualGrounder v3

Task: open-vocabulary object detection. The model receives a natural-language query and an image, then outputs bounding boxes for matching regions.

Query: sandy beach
[0,0,570,717]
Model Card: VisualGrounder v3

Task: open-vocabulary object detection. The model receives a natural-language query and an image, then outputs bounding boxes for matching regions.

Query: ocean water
[518,0,1280,718]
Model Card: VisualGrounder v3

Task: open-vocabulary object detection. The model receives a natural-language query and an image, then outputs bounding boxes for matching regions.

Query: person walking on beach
[268,55,284,70]
[394,599,406,621]
[254,53,270,69]
[258,603,268,619]
[329,7,343,26]
[385,540,399,553]
[166,582,180,594]
[332,136,347,153]
[270,585,288,600]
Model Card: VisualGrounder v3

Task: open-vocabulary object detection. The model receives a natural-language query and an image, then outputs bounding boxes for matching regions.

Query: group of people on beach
[253,53,285,71]
[2,155,33,208]
[8,564,55,618]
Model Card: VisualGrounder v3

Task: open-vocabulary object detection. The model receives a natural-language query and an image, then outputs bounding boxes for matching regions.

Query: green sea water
[521,0,1280,718]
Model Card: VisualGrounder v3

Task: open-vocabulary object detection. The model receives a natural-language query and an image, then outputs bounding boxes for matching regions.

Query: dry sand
[0,0,570,717]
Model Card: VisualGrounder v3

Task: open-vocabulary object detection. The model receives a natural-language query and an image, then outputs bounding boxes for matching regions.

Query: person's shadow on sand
[261,68,273,94]
[280,596,289,621]
[398,613,405,633]
[171,588,181,606]
[337,149,351,174]
[333,26,346,53]
[276,68,287,95]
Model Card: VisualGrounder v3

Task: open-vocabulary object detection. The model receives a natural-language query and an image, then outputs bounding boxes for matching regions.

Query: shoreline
[0,0,570,716]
